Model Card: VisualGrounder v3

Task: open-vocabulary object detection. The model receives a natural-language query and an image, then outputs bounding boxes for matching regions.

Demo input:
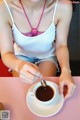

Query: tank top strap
[53,0,58,22]
[4,0,14,24]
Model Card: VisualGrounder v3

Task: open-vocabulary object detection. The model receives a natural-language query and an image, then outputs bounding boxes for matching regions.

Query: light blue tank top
[4,0,58,59]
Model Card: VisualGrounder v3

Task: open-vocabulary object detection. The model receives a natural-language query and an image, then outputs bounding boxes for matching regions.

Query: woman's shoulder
[0,0,13,26]
[58,0,72,12]
[57,0,72,19]
[0,0,13,13]
[0,1,7,21]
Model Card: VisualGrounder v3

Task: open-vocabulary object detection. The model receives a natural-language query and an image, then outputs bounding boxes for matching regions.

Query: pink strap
[19,0,46,30]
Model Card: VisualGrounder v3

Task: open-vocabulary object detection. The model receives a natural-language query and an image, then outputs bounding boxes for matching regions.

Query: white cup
[29,81,60,106]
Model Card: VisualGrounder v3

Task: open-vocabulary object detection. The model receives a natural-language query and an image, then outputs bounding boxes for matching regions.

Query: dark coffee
[36,85,54,101]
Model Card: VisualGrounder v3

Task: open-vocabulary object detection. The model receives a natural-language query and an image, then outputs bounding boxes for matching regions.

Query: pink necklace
[19,0,46,36]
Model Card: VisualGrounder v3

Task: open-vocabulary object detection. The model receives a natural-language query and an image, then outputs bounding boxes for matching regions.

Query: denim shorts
[15,55,59,71]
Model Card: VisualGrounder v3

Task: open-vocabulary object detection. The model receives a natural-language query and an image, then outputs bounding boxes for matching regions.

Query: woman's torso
[3,0,59,58]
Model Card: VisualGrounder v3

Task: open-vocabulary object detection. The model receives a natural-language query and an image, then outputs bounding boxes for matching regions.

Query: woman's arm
[56,1,76,99]
[0,4,42,82]
[0,4,18,70]
[56,1,72,71]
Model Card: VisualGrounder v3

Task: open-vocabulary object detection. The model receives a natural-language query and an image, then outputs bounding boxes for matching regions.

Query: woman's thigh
[12,61,57,77]
[12,55,58,77]
[38,61,57,77]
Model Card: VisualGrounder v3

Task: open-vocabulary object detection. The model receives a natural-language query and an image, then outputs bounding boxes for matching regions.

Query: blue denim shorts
[16,55,59,71]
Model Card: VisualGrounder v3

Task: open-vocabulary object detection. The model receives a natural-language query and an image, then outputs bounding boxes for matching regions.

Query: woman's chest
[9,1,58,33]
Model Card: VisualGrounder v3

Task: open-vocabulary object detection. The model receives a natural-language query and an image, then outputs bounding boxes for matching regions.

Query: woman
[0,0,76,99]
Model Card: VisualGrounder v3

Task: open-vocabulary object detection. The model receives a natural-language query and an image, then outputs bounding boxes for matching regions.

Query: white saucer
[26,82,64,117]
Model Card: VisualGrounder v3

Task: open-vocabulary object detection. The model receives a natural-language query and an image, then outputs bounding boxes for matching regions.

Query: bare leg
[12,61,57,77]
[38,61,57,77]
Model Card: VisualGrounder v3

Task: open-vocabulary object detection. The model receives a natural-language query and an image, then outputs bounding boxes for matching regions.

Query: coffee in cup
[36,85,54,101]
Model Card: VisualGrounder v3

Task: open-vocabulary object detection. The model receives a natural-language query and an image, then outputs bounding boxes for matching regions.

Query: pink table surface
[0,77,80,120]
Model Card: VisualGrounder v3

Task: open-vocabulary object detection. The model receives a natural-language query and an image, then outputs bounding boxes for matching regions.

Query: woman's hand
[59,69,76,100]
[15,60,42,84]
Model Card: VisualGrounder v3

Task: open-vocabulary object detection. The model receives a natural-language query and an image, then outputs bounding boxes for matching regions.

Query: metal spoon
[41,79,47,87]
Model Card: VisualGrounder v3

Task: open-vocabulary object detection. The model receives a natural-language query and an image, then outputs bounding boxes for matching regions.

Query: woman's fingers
[65,84,76,100]
[20,71,39,83]
[59,81,76,100]
[22,64,42,77]
[59,82,64,94]
[17,61,42,83]
[20,74,34,84]
[21,77,38,84]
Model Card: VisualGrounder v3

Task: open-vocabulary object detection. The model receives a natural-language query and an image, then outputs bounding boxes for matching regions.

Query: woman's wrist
[15,59,23,72]
[8,59,22,73]
[61,67,71,74]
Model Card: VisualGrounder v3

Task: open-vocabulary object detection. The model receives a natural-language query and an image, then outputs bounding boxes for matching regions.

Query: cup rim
[33,81,57,103]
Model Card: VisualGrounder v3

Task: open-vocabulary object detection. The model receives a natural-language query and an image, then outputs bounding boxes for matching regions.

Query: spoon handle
[41,79,46,87]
